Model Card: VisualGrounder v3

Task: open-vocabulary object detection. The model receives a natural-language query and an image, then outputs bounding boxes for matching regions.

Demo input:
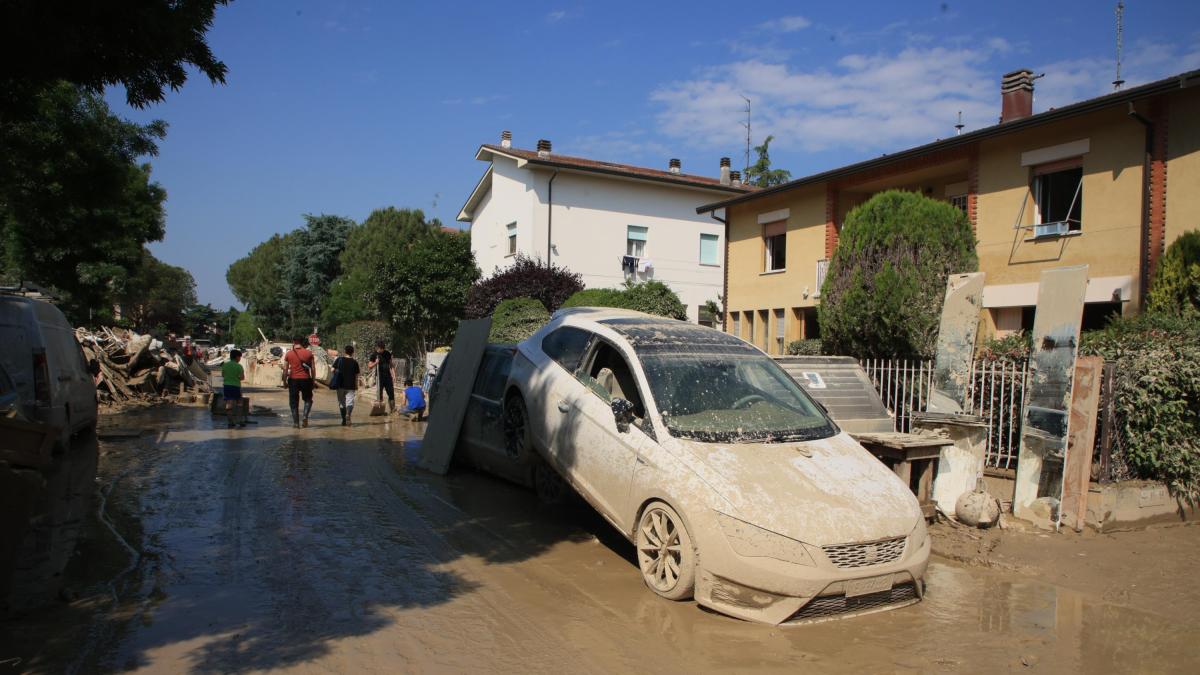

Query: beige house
[698,69,1200,354]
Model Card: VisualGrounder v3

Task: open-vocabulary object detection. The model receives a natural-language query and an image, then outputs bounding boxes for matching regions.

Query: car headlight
[909,519,929,554]
[717,513,816,567]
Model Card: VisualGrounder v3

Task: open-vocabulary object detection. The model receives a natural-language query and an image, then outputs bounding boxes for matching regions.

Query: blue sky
[106,0,1200,308]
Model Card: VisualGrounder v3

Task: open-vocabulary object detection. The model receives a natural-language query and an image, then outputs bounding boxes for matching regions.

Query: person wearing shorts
[221,349,246,428]
[401,379,427,422]
[283,336,316,428]
[331,345,361,426]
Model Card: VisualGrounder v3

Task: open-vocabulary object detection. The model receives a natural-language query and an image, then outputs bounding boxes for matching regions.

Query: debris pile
[75,327,212,406]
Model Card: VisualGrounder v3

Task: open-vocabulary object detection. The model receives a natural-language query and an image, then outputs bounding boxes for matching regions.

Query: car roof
[546,307,761,356]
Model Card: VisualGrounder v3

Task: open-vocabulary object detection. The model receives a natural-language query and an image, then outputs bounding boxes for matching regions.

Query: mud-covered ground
[2,385,1198,673]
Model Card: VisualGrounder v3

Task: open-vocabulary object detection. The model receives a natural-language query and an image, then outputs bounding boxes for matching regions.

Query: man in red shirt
[282,336,316,428]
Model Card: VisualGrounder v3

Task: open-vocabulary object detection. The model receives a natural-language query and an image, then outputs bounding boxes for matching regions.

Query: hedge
[489,297,550,343]
[785,339,823,356]
[464,255,583,318]
[332,320,393,370]
[561,281,687,321]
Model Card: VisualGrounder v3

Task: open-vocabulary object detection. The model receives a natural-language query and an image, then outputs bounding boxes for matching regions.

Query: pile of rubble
[75,327,212,406]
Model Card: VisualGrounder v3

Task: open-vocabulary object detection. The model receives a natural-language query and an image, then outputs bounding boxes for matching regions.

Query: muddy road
[3,385,1198,673]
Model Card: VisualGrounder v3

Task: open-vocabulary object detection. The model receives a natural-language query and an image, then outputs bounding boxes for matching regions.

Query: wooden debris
[75,327,213,406]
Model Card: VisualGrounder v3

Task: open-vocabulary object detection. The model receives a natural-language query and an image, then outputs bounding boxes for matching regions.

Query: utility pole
[1113,2,1125,90]
[740,95,752,175]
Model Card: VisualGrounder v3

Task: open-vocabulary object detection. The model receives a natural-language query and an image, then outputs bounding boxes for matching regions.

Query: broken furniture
[1061,355,1102,532]
[777,356,951,518]
[420,318,492,475]
[912,411,988,516]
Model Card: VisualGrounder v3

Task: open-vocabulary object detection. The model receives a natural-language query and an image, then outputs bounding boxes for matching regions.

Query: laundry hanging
[621,256,638,274]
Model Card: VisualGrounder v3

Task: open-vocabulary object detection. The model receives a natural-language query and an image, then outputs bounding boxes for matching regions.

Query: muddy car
[459,307,929,625]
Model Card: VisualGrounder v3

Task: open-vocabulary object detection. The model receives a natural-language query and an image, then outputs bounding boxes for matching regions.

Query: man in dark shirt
[367,341,397,413]
[332,345,361,426]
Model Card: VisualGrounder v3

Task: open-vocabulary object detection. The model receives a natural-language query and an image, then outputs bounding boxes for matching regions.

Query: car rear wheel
[636,501,695,601]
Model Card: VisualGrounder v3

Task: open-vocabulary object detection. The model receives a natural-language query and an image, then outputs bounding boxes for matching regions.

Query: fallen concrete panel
[927,272,985,414]
[1061,356,1101,532]
[1013,265,1088,527]
[419,318,491,475]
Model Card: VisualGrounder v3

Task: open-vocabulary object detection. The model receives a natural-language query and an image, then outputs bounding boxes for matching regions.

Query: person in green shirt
[221,349,246,429]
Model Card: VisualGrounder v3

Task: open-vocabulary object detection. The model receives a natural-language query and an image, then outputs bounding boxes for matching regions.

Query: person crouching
[401,379,427,422]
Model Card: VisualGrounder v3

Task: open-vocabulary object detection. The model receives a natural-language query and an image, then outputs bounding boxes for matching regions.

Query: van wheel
[636,501,696,601]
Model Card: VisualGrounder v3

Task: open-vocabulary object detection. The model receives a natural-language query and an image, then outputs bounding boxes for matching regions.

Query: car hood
[675,432,921,547]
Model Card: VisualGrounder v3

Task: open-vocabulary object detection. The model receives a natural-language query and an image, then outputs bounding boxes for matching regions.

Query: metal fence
[860,357,1030,470]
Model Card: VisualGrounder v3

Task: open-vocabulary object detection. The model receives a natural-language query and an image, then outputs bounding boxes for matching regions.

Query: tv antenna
[954,111,964,135]
[1113,2,1125,90]
[740,95,751,174]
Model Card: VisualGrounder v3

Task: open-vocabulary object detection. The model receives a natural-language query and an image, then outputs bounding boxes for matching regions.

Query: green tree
[281,214,355,334]
[226,232,295,338]
[0,83,168,322]
[230,310,261,346]
[464,255,584,318]
[743,135,791,188]
[1147,230,1200,316]
[0,1,229,113]
[820,190,978,358]
[114,250,197,334]
[371,230,480,360]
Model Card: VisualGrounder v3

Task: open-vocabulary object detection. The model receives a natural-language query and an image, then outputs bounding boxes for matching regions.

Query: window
[627,225,647,257]
[949,194,968,214]
[1033,162,1083,232]
[731,313,741,338]
[699,233,719,266]
[747,311,755,344]
[763,222,786,271]
[506,222,517,256]
[774,308,785,355]
[578,340,646,420]
[540,327,592,373]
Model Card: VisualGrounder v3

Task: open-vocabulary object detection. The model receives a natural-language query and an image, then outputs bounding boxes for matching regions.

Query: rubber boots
[302,401,312,427]
[291,407,300,428]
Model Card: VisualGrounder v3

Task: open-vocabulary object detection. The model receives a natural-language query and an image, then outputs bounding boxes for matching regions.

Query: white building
[457,134,754,324]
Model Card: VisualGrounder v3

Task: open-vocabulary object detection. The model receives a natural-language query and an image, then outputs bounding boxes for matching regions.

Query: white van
[0,294,98,440]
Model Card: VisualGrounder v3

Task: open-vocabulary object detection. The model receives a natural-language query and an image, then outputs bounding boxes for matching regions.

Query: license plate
[844,575,893,598]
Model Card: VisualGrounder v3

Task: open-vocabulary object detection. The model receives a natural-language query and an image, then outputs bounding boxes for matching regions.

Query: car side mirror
[611,398,635,432]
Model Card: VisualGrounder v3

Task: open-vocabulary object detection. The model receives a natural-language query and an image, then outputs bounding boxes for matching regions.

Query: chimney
[668,158,681,174]
[500,130,512,148]
[730,170,742,187]
[1000,69,1035,123]
[536,138,552,157]
[719,157,731,186]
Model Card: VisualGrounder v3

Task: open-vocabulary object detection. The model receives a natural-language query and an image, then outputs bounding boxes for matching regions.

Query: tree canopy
[0,83,168,322]
[1147,230,1200,316]
[464,255,584,319]
[281,214,355,334]
[744,135,791,188]
[226,233,295,338]
[819,190,978,358]
[113,250,198,334]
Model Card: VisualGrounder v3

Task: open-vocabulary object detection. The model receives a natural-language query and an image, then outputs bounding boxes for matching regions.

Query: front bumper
[694,527,931,625]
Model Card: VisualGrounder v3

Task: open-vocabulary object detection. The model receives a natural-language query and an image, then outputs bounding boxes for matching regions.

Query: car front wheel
[636,501,696,601]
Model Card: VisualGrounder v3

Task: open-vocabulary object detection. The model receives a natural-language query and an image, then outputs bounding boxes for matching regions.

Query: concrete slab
[419,318,491,475]
[928,272,985,414]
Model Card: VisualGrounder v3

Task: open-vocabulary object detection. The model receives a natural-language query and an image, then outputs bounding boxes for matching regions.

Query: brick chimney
[719,157,731,186]
[668,158,681,174]
[1000,69,1035,123]
[500,130,512,148]
[536,138,552,157]
[730,170,742,187]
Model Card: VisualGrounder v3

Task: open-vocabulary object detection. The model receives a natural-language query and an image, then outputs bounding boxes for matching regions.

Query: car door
[558,338,656,531]
[535,326,595,462]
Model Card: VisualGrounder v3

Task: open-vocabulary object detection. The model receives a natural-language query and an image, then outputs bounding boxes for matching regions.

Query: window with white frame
[774,308,785,354]
[627,225,647,257]
[506,222,517,256]
[1033,161,1083,233]
[763,222,786,272]
[699,233,719,266]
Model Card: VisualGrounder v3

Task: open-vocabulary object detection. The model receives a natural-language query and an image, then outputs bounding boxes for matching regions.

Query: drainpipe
[546,170,559,269]
[1127,102,1153,307]
[710,209,728,331]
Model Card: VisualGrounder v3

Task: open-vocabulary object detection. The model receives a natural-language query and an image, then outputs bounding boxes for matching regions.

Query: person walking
[221,349,246,428]
[331,345,361,426]
[367,341,397,414]
[283,336,316,428]
[401,378,427,422]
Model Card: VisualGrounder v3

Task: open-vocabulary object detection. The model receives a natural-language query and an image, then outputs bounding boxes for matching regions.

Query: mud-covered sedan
[459,307,929,625]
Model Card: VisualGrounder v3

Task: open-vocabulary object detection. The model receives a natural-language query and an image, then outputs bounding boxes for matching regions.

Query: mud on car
[453,308,929,625]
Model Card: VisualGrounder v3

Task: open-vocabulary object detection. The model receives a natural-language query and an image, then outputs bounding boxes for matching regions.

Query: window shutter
[762,221,786,237]
[627,225,648,241]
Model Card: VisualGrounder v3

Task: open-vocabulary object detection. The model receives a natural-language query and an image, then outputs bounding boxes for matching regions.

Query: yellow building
[699,69,1200,354]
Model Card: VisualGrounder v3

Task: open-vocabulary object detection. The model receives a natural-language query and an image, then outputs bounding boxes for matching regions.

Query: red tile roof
[480,144,755,193]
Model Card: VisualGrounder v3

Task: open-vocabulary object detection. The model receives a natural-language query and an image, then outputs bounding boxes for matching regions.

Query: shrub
[464,255,584,318]
[560,281,688,320]
[489,297,550,343]
[1147,230,1200,316]
[819,190,977,359]
[1081,312,1200,501]
[333,320,393,369]
[976,330,1031,363]
[785,339,823,356]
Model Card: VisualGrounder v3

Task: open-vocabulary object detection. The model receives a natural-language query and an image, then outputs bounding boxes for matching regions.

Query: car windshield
[601,320,835,443]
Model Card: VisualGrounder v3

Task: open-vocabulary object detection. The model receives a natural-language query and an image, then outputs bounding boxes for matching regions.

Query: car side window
[541,327,592,373]
[472,353,498,396]
[579,340,651,434]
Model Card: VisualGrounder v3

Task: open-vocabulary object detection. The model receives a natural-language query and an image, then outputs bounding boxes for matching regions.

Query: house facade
[699,69,1200,355]
[458,136,753,323]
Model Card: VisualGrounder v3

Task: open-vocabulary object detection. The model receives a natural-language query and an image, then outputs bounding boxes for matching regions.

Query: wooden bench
[850,432,948,519]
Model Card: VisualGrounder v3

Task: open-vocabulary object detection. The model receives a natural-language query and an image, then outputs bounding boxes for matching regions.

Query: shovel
[369,372,387,417]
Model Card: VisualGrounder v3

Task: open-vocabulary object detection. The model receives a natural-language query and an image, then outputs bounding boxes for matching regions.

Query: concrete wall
[468,156,729,323]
